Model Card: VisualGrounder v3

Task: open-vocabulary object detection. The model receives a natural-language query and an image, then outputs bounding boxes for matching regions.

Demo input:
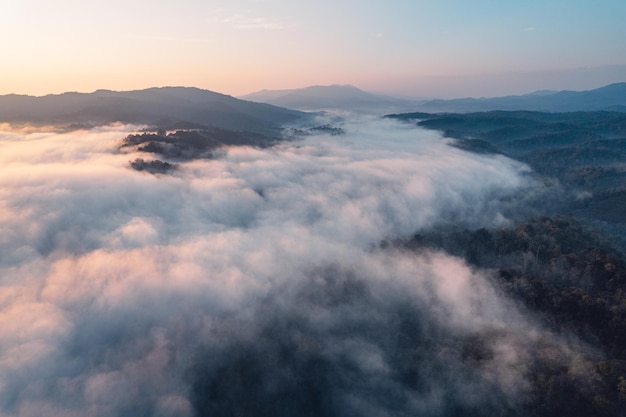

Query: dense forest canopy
[382,110,626,415]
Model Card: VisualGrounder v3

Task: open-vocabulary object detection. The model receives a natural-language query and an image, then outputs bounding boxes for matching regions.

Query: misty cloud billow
[0,117,567,416]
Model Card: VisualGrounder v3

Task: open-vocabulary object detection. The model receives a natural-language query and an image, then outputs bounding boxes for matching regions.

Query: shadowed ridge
[0,86,309,134]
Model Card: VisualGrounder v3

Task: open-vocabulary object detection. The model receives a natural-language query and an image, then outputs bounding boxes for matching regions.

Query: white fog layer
[0,118,584,416]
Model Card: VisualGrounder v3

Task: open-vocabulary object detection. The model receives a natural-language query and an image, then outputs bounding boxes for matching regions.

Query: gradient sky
[2,0,626,98]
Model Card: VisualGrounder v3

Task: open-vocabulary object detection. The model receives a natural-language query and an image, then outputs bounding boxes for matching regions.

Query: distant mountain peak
[527,89,558,96]
[415,82,626,113]
[240,84,420,113]
[304,84,361,90]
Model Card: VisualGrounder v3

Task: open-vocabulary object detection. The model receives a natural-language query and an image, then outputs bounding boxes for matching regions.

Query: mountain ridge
[416,82,626,113]
[241,82,626,114]
[241,84,420,113]
[0,86,308,135]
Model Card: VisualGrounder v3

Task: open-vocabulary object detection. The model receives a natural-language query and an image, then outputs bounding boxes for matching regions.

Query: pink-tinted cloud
[0,117,587,416]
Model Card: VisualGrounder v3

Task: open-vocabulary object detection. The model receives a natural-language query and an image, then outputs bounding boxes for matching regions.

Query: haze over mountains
[243,82,626,114]
[416,82,626,113]
[0,87,306,135]
[1,114,545,417]
[3,80,626,417]
[2,82,624,135]
[241,84,420,114]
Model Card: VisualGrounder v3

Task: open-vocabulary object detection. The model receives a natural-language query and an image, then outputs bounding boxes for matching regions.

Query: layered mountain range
[3,81,626,416]
[243,82,626,114]
[0,86,307,135]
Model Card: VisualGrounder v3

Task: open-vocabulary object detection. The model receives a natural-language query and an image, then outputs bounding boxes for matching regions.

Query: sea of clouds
[0,117,584,416]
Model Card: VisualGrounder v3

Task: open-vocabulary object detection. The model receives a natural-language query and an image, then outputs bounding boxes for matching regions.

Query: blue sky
[2,0,625,97]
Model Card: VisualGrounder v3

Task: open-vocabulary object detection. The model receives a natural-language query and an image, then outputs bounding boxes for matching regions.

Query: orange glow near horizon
[1,1,625,98]
[1,62,375,97]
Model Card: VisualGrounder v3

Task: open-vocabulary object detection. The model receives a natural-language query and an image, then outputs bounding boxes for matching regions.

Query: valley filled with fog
[4,114,624,416]
[4,0,626,414]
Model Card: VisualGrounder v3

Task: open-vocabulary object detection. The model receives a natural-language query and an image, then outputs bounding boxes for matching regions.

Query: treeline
[129,158,177,174]
[386,110,626,247]
[119,128,278,160]
[400,217,626,416]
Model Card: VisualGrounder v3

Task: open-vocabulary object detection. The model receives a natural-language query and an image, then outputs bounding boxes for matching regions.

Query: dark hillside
[0,87,308,135]
[387,110,626,248]
[399,217,626,417]
[412,83,626,113]
[384,108,626,415]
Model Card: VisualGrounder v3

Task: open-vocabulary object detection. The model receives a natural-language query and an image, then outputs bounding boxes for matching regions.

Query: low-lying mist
[0,117,586,416]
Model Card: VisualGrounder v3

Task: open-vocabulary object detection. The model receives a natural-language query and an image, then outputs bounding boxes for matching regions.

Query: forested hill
[0,87,308,135]
[395,217,626,417]
[386,110,626,247]
[384,109,626,416]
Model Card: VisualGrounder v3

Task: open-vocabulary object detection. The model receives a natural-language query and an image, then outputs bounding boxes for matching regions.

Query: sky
[2,0,626,98]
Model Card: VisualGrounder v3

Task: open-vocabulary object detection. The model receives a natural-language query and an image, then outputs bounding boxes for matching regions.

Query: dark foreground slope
[396,217,626,417]
[383,110,626,416]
